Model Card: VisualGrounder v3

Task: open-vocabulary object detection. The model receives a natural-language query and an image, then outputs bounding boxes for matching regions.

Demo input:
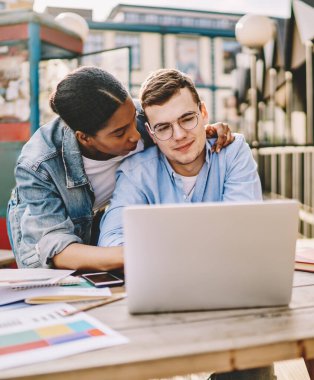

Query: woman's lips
[122,144,138,156]
[130,144,138,150]
[127,144,138,152]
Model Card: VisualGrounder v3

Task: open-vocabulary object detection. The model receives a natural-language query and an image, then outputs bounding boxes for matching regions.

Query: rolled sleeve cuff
[98,229,124,247]
[36,233,83,267]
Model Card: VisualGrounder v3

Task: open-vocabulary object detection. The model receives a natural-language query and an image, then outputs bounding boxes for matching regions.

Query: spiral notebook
[0,286,112,306]
[0,269,76,289]
[9,275,81,289]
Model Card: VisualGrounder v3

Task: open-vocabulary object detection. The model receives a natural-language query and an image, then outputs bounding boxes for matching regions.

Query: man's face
[77,97,141,160]
[145,88,207,176]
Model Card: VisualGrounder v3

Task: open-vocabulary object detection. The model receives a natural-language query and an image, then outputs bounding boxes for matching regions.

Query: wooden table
[0,249,15,267]
[1,270,314,380]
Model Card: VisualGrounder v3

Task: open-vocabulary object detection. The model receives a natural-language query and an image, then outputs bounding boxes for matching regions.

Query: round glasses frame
[145,111,200,141]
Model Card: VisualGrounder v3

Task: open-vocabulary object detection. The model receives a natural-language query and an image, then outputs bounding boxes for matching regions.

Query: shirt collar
[160,139,212,179]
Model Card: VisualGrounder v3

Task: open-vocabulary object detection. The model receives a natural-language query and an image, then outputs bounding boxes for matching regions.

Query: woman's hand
[205,122,235,153]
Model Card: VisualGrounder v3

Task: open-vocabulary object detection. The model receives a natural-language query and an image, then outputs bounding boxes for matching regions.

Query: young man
[98,68,262,247]
[7,66,233,270]
[98,69,274,380]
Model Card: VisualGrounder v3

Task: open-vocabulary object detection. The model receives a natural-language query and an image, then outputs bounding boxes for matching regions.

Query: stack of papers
[0,269,112,305]
[295,240,314,273]
[0,286,112,305]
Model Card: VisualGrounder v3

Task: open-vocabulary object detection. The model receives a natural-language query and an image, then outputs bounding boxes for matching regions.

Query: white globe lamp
[235,14,274,49]
[55,12,89,42]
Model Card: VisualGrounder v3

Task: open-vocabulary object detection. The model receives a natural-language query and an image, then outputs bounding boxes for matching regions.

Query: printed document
[0,303,128,370]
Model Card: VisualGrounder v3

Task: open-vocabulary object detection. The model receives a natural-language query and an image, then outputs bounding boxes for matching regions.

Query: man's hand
[205,122,235,153]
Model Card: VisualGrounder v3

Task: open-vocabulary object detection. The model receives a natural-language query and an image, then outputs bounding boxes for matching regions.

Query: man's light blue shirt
[98,134,262,247]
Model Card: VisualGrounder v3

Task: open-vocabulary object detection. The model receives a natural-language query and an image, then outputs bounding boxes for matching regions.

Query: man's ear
[200,101,209,124]
[145,122,157,145]
[75,130,92,147]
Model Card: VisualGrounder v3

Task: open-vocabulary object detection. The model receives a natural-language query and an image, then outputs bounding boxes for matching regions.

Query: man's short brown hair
[139,69,201,109]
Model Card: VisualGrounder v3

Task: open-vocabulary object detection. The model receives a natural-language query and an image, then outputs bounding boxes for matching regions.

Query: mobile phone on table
[82,272,124,288]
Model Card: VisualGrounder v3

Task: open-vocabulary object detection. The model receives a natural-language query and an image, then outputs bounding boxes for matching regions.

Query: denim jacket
[7,107,151,268]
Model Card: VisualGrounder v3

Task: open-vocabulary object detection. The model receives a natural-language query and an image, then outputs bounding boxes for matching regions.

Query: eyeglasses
[145,111,199,141]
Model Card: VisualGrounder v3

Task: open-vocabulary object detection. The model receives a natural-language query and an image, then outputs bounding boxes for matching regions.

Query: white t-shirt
[83,140,144,211]
[176,173,198,201]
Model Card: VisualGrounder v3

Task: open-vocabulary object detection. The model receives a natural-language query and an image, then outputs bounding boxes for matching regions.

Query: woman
[7,66,233,270]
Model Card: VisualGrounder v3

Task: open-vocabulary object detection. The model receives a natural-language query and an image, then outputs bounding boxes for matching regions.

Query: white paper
[0,301,31,311]
[0,286,112,306]
[295,245,314,263]
[3,275,81,289]
[293,271,314,286]
[0,303,128,370]
[0,268,74,286]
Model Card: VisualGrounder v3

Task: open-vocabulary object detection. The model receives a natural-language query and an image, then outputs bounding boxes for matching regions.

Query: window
[125,13,140,23]
[222,39,241,74]
[83,32,104,54]
[145,14,158,24]
[175,37,203,85]
[161,15,177,26]
[181,17,194,27]
[115,33,140,70]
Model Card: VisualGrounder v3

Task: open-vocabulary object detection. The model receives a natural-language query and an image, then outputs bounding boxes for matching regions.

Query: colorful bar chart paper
[0,303,128,370]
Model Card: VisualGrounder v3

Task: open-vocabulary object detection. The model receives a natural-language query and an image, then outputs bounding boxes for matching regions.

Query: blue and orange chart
[0,303,128,370]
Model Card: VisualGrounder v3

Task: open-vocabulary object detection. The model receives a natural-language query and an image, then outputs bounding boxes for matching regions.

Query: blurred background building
[40,3,244,126]
[0,0,33,10]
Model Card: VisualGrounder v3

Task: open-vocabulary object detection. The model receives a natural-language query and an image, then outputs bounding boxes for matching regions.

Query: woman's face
[77,97,141,160]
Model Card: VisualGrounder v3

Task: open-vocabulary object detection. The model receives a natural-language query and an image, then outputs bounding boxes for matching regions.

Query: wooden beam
[0,24,28,42]
[40,26,83,54]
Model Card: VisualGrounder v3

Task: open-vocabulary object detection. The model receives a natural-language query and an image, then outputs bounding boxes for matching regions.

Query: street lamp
[55,13,89,42]
[235,14,274,146]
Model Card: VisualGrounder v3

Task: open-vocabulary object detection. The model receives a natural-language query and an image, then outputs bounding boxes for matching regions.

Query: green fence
[0,142,24,217]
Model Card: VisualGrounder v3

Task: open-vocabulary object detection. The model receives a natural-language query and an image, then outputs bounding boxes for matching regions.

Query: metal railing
[255,146,314,238]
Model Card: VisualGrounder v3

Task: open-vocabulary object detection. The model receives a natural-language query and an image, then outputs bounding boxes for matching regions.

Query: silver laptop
[123,200,299,314]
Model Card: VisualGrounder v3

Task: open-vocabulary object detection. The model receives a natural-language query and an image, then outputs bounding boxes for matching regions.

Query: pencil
[64,293,126,316]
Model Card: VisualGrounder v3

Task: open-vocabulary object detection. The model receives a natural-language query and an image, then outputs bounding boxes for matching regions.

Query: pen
[63,293,126,316]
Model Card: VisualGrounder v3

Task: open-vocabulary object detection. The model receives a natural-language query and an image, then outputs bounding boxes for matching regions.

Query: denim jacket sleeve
[9,162,83,268]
